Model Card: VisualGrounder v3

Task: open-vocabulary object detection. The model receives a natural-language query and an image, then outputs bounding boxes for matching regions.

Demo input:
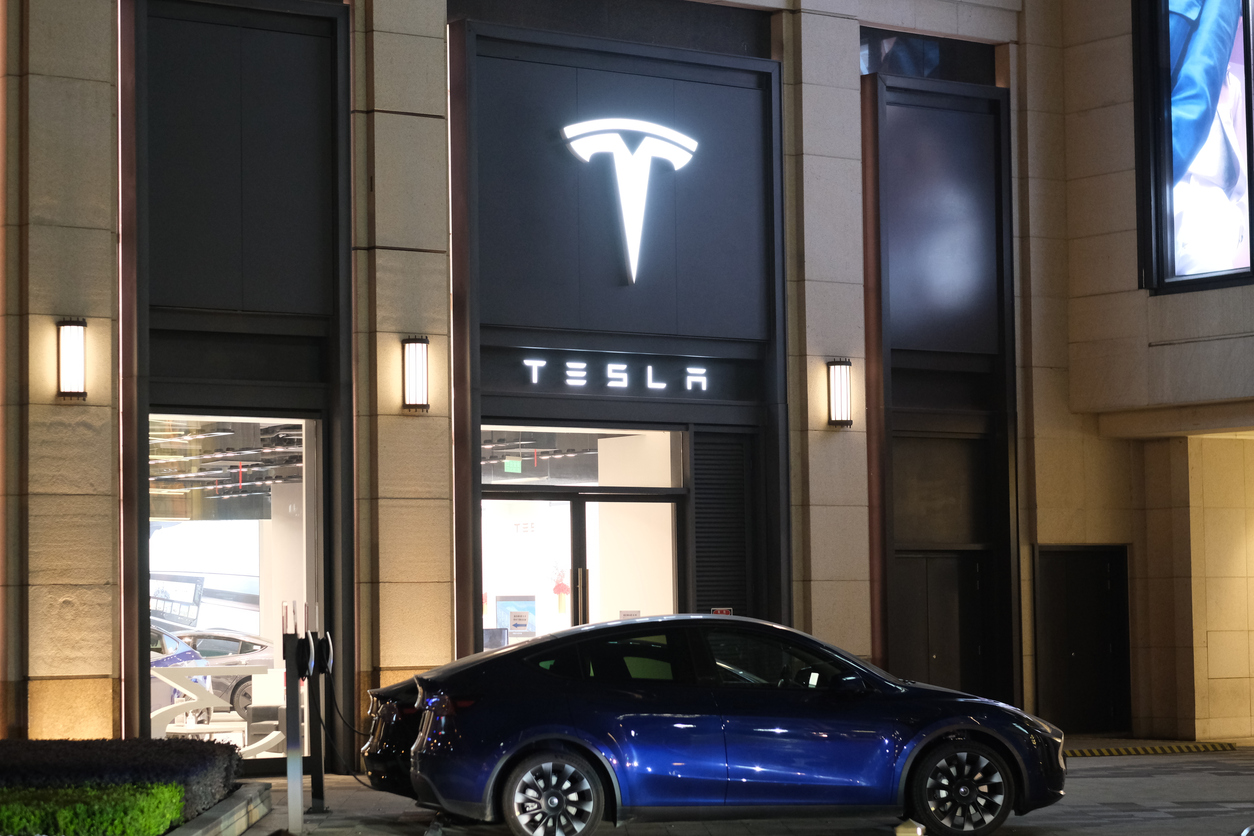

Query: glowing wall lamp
[827,358,852,427]
[402,336,430,412]
[57,319,87,399]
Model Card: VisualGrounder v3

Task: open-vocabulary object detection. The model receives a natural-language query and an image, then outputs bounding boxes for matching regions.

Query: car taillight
[428,694,477,716]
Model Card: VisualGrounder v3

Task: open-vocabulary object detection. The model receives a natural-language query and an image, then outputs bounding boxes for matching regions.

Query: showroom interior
[1,0,1254,767]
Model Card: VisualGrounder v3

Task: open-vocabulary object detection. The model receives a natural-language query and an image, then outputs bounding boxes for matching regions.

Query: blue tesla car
[363,615,1065,836]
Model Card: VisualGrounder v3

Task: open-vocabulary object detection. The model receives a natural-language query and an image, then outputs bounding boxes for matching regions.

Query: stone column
[354,0,455,714]
[778,7,871,656]
[3,0,121,738]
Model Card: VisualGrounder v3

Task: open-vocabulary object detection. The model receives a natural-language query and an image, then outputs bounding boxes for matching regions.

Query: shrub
[0,783,183,836]
[0,739,238,821]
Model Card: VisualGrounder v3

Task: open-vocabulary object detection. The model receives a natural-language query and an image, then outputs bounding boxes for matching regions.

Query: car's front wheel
[503,751,604,836]
[909,740,1014,836]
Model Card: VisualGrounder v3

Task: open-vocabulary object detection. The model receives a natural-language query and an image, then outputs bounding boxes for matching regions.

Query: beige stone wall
[777,8,871,656]
[1004,0,1145,714]
[1134,438,1193,738]
[1185,436,1254,741]
[1,0,121,738]
[1060,1,1254,413]
[353,0,455,705]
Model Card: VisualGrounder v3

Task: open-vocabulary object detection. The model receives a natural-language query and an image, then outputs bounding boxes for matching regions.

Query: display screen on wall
[1137,0,1254,290]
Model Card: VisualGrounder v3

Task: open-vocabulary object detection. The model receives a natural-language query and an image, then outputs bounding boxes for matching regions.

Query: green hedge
[0,783,183,836]
[0,739,238,821]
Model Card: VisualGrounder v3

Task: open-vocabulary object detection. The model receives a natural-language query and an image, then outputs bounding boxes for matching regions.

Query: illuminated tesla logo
[562,118,698,282]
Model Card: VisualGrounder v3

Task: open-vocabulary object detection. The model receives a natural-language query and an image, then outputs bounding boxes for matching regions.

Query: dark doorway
[1034,547,1132,734]
[864,72,1018,705]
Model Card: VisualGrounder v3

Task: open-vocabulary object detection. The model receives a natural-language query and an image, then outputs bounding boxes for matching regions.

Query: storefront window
[481,426,682,647]
[480,426,682,487]
[147,415,317,759]
[1136,0,1254,289]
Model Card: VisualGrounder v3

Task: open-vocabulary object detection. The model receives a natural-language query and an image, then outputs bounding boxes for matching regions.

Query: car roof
[418,614,870,683]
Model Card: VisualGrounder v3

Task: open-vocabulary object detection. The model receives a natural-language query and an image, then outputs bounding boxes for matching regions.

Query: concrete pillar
[778,8,871,656]
[2,0,121,738]
[353,0,455,713]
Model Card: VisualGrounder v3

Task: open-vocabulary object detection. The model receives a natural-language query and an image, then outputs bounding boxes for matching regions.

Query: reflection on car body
[362,614,1065,836]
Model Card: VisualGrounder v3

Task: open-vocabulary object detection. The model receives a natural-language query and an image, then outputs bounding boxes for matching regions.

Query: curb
[168,781,272,836]
[1064,742,1237,758]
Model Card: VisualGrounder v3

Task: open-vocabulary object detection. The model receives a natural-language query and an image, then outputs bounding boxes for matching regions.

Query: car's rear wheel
[503,751,603,836]
[231,678,253,717]
[909,740,1014,836]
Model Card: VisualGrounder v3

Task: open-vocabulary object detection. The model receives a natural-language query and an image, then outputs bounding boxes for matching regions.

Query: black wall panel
[147,4,334,316]
[473,40,771,340]
[882,100,1000,355]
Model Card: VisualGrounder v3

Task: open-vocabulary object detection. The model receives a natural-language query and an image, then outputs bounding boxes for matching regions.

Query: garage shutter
[692,433,753,615]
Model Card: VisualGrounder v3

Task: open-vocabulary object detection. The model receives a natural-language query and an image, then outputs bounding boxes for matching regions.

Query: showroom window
[147,415,319,760]
[1135,0,1254,291]
[480,426,682,647]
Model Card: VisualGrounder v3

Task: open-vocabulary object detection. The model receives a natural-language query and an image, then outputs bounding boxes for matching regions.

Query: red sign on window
[710,607,733,616]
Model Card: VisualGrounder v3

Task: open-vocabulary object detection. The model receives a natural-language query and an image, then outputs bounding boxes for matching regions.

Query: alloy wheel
[511,759,597,836]
[923,749,1007,832]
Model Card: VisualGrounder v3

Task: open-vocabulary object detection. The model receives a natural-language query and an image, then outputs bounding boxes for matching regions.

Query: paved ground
[250,747,1254,836]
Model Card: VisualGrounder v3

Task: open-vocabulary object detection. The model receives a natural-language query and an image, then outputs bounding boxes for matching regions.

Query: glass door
[147,414,319,760]
[586,501,676,622]
[481,499,573,647]
[479,423,685,645]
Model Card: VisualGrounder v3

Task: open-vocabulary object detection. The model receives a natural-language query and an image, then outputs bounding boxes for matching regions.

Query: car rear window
[526,646,582,679]
[195,638,241,657]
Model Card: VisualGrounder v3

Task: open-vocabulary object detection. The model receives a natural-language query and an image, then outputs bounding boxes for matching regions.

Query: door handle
[574,568,589,624]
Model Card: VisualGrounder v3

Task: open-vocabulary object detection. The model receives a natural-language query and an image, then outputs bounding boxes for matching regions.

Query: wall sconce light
[57,319,87,399]
[827,358,852,427]
[402,336,430,412]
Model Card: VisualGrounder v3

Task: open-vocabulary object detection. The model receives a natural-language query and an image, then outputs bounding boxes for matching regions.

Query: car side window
[580,631,685,685]
[161,634,182,656]
[525,645,582,679]
[702,628,861,691]
[196,638,241,657]
[149,631,164,654]
[240,641,265,654]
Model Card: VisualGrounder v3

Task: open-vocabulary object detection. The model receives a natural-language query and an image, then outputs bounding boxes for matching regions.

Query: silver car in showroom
[174,630,273,716]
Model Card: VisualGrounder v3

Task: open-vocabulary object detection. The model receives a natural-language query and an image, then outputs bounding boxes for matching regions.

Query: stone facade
[0,0,1253,744]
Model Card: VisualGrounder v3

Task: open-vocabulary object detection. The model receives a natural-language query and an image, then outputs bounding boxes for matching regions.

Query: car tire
[502,750,604,836]
[909,740,1014,836]
[231,678,253,717]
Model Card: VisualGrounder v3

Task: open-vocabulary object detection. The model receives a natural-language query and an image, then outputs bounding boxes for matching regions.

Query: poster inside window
[1170,0,1250,277]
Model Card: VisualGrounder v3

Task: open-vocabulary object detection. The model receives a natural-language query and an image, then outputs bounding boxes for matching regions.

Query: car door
[568,626,727,809]
[696,624,903,806]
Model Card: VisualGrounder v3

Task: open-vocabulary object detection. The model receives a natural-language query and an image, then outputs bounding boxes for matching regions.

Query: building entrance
[479,427,683,645]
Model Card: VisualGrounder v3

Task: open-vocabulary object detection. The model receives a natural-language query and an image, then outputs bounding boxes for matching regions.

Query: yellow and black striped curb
[1063,742,1237,758]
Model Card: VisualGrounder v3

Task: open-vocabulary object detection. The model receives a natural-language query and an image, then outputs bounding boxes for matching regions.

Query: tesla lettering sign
[562,119,698,283]
[481,347,762,403]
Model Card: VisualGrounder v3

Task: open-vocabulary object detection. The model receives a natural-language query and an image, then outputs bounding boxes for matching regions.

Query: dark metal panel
[447,0,772,59]
[146,13,243,308]
[481,395,762,427]
[470,25,774,341]
[240,25,335,315]
[881,100,999,354]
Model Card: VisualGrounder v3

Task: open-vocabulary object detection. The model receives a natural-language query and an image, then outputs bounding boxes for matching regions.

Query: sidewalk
[249,744,1254,836]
